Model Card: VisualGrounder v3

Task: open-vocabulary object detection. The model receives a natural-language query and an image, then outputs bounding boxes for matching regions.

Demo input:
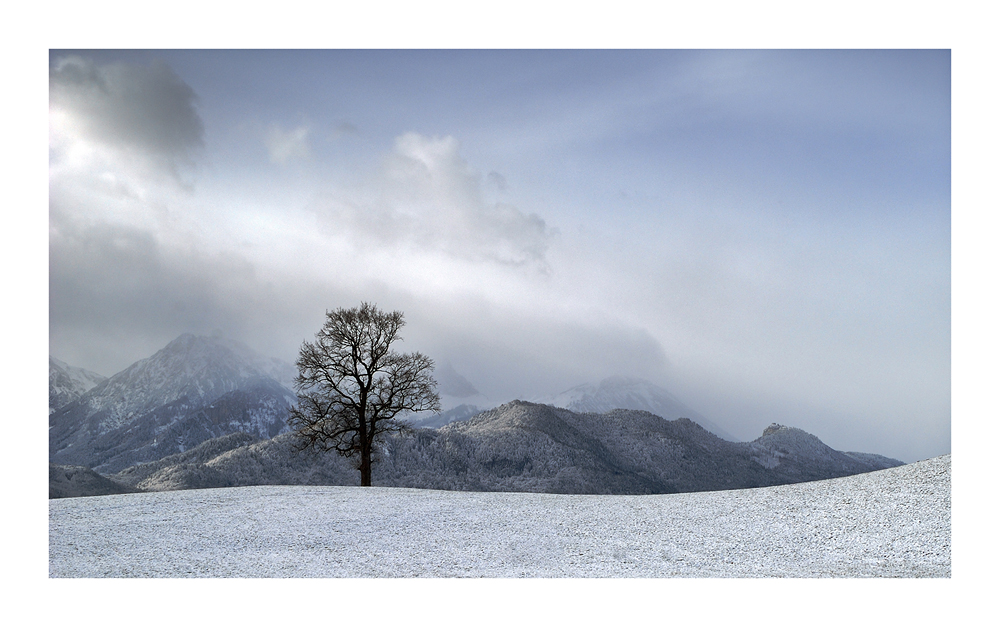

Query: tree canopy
[287,303,441,486]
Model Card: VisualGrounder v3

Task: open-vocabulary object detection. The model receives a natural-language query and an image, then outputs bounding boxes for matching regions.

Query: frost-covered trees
[287,303,441,486]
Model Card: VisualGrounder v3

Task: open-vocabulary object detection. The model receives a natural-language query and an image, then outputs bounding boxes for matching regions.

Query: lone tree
[287,303,441,486]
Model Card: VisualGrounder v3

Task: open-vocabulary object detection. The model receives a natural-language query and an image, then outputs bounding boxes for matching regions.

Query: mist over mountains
[50,334,296,474]
[49,357,107,414]
[50,333,903,498]
[406,373,738,439]
[537,376,738,442]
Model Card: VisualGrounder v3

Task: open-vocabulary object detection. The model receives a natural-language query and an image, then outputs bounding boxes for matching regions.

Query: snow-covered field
[49,455,949,577]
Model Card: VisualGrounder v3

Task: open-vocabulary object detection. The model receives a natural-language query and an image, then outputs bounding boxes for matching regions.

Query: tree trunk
[359,445,372,486]
[358,400,371,486]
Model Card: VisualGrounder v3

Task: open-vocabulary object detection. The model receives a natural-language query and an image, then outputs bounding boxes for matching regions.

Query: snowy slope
[49,454,950,577]
[49,463,135,498]
[49,334,297,473]
[49,357,107,414]
[540,376,738,441]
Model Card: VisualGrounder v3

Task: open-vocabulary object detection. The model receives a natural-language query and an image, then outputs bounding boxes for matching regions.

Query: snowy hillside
[540,376,738,441]
[49,334,297,473]
[49,454,950,577]
[108,401,902,495]
[49,357,107,414]
[49,463,135,498]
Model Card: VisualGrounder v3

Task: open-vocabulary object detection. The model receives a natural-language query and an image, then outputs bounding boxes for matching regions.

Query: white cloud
[266,124,311,165]
[314,132,553,268]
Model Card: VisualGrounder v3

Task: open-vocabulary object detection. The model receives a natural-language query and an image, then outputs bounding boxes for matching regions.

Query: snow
[49,357,106,393]
[69,334,295,433]
[49,356,107,413]
[49,455,949,577]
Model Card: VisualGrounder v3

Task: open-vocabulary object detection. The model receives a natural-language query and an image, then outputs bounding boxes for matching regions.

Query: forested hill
[106,401,902,495]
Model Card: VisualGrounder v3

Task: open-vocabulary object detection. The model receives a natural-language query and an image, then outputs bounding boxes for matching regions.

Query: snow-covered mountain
[49,334,297,473]
[538,375,738,441]
[749,423,903,481]
[49,357,107,414]
[108,400,903,495]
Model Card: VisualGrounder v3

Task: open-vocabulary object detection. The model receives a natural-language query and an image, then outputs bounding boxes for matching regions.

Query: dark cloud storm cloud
[50,55,204,176]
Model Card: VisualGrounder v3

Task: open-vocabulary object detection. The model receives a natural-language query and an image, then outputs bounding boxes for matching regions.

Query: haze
[48,50,950,463]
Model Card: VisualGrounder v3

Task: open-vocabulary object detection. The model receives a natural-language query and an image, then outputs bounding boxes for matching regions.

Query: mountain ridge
[50,334,297,473]
[105,400,903,496]
[537,375,738,441]
[49,357,107,414]
[49,337,906,497]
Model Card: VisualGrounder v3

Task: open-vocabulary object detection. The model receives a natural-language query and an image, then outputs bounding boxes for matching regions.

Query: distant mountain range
[537,375,738,441]
[50,334,903,498]
[407,375,738,439]
[98,401,901,497]
[49,463,138,499]
[49,334,297,474]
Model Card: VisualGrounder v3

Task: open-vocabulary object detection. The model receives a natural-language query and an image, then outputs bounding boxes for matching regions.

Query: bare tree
[287,303,441,486]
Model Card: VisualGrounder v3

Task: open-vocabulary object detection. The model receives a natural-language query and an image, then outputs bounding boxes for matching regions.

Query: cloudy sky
[48,49,950,462]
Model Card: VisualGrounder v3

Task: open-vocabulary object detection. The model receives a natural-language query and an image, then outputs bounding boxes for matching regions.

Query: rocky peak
[762,423,787,437]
